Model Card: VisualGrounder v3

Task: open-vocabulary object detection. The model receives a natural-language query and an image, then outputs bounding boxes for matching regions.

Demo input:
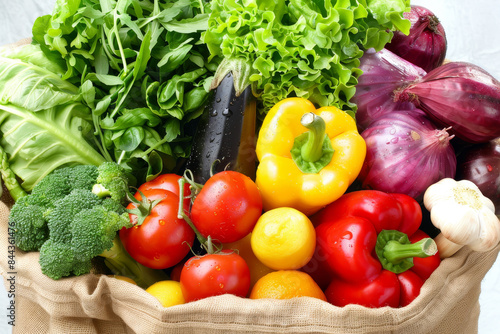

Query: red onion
[352,48,427,132]
[395,62,500,144]
[455,138,500,214]
[358,110,456,202]
[385,5,447,72]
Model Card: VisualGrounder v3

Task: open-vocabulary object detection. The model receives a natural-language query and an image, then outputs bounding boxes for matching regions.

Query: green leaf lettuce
[203,0,411,115]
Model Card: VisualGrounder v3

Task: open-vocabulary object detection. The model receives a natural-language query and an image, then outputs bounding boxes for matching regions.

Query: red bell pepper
[304,190,441,308]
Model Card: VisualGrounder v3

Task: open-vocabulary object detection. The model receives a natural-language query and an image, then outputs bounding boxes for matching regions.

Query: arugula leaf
[30,0,216,182]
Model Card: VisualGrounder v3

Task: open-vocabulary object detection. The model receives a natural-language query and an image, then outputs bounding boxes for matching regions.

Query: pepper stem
[290,113,335,174]
[300,113,326,162]
[384,238,437,263]
[376,230,438,274]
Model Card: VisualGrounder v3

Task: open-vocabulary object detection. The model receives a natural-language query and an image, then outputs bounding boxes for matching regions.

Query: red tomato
[190,171,262,243]
[137,173,191,209]
[169,258,186,282]
[179,250,251,302]
[119,188,195,269]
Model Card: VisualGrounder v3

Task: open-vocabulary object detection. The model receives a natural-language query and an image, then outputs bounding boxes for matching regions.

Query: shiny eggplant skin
[184,72,257,184]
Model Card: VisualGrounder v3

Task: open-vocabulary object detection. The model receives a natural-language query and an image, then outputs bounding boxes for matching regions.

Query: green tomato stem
[177,177,207,246]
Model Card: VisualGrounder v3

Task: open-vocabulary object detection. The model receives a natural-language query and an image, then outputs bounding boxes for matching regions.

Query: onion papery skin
[352,48,427,132]
[456,138,500,214]
[358,110,457,202]
[396,62,500,144]
[385,5,447,73]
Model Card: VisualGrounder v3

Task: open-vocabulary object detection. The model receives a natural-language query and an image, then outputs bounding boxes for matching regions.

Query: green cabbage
[0,44,106,191]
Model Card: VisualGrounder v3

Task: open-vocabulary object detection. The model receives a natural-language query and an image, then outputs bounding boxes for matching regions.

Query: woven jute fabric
[1,191,499,334]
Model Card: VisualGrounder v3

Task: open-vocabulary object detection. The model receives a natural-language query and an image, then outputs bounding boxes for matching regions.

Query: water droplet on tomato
[215,265,221,271]
[159,220,165,226]
[219,283,224,289]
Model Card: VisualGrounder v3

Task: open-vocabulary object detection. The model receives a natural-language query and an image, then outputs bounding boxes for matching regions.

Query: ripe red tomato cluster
[119,170,263,302]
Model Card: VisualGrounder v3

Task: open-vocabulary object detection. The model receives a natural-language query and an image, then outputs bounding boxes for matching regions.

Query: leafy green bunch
[203,0,411,115]
[31,0,219,177]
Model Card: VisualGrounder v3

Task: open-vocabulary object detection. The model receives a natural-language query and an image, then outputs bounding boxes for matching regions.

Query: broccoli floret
[100,197,127,215]
[71,206,131,262]
[39,239,75,280]
[9,195,49,251]
[9,161,167,287]
[9,165,101,250]
[57,164,99,191]
[28,171,71,209]
[29,165,98,207]
[46,189,102,243]
[39,204,167,288]
[39,239,94,280]
[92,162,131,204]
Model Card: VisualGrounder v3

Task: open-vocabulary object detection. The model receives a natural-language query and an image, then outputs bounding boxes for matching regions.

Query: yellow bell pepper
[255,97,366,216]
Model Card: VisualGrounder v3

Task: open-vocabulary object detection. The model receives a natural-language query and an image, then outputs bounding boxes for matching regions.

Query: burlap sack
[1,187,499,334]
[1,38,499,334]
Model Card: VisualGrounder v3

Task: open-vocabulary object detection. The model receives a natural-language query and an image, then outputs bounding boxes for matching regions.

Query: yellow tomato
[145,280,185,308]
[250,207,316,270]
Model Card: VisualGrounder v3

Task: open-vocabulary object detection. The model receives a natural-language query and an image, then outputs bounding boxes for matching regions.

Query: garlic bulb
[423,178,500,258]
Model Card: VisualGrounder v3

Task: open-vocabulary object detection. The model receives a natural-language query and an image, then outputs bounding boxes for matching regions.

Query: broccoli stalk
[101,236,168,289]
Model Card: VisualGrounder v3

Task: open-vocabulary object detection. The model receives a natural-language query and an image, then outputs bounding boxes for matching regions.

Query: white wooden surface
[0,1,499,333]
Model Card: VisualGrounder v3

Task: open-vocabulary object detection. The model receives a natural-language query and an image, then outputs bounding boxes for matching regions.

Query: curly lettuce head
[203,0,411,116]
